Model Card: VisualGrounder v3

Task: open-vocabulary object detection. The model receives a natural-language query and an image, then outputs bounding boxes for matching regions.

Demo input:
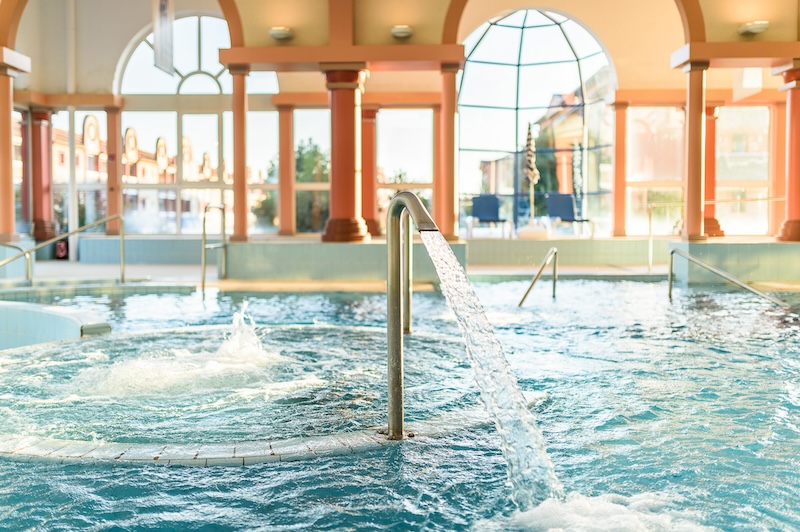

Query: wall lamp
[738,20,769,36]
[269,26,294,41]
[391,25,413,39]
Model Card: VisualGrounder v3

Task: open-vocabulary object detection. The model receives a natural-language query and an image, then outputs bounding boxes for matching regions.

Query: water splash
[70,302,280,396]
[421,231,563,509]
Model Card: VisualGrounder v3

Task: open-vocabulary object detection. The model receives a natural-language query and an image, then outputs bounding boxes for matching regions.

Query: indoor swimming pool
[1,280,799,530]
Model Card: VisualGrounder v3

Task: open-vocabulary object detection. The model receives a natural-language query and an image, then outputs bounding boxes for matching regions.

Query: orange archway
[442,0,706,44]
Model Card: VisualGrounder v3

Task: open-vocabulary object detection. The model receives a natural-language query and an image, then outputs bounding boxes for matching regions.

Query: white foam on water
[70,303,282,396]
[474,491,717,532]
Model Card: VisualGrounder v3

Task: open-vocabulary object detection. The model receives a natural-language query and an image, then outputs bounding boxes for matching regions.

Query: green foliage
[251,191,277,228]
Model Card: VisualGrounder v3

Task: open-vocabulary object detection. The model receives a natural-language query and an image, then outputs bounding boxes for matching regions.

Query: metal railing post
[668,248,789,307]
[201,204,227,292]
[518,247,558,306]
[0,215,126,284]
[387,192,439,440]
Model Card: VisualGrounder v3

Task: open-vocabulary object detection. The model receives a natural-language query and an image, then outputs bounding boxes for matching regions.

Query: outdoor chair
[545,193,595,238]
[467,194,512,238]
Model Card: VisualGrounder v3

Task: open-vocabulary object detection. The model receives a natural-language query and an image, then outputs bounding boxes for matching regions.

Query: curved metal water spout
[387,192,439,440]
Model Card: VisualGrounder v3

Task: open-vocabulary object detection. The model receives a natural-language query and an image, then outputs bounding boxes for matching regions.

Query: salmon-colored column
[105,107,122,235]
[29,109,55,242]
[278,105,296,235]
[231,67,248,241]
[612,102,627,236]
[769,102,786,235]
[322,69,369,242]
[0,72,15,241]
[437,65,458,239]
[777,67,800,241]
[704,106,724,236]
[361,107,380,236]
[683,62,708,241]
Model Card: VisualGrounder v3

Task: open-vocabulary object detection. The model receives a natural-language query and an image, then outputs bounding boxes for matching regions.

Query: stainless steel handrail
[201,204,227,292]
[668,248,789,308]
[647,196,786,271]
[0,242,32,283]
[0,215,125,283]
[387,191,439,440]
[518,247,557,306]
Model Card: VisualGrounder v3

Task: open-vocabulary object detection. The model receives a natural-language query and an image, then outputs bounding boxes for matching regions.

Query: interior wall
[699,0,797,42]
[354,0,450,45]
[236,0,328,47]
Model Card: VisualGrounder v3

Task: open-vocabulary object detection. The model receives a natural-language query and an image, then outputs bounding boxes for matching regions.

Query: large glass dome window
[458,9,616,236]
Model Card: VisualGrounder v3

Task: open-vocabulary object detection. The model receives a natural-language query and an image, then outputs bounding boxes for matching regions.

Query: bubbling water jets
[70,302,281,396]
[421,231,563,509]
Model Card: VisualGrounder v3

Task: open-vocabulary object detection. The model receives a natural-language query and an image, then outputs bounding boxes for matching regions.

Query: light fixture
[738,20,769,36]
[391,24,413,39]
[269,26,294,41]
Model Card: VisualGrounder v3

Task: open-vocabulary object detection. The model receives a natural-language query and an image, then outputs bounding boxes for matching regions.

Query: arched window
[458,9,615,235]
[113,15,279,235]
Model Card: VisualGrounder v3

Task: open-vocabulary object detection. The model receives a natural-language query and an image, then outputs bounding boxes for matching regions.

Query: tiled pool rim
[0,392,546,466]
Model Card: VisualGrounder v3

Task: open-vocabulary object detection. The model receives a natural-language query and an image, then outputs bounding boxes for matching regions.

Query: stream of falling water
[420,231,564,509]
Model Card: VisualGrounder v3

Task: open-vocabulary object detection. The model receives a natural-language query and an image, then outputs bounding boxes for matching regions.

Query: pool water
[1,280,799,530]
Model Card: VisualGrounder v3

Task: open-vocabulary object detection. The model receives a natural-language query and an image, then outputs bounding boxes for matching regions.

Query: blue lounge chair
[467,194,511,238]
[545,193,594,238]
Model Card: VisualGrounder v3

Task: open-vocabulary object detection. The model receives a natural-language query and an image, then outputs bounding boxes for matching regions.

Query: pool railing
[518,247,558,306]
[387,191,440,440]
[668,248,790,308]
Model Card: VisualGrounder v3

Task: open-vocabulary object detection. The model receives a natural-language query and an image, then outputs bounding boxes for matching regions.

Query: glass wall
[112,14,279,235]
[376,109,433,233]
[293,109,331,233]
[12,110,28,233]
[625,107,685,235]
[51,110,108,233]
[715,106,770,235]
[458,10,615,235]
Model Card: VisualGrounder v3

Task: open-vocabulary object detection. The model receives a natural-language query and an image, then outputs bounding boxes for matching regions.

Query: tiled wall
[670,242,800,283]
[225,241,467,282]
[467,238,671,266]
[79,238,222,264]
[0,302,111,350]
[0,237,35,279]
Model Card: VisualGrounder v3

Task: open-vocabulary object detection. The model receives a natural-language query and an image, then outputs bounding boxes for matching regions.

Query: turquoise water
[1,280,799,530]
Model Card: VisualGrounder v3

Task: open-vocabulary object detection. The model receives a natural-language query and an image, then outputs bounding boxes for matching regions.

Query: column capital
[682,61,709,73]
[441,63,461,74]
[362,107,378,121]
[705,105,719,119]
[30,108,52,123]
[611,101,629,110]
[229,64,250,76]
[777,65,800,91]
[325,69,362,91]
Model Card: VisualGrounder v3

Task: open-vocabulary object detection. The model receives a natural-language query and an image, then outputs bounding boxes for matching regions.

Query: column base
[776,219,800,241]
[0,233,19,243]
[322,217,371,242]
[364,218,381,237]
[703,217,725,237]
[33,220,56,242]
[278,229,296,236]
[230,234,249,242]
[682,233,708,242]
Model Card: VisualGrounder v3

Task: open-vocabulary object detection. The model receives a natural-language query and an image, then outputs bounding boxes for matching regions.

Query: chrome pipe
[387,192,439,440]
[201,204,227,293]
[518,247,558,307]
[669,248,789,308]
